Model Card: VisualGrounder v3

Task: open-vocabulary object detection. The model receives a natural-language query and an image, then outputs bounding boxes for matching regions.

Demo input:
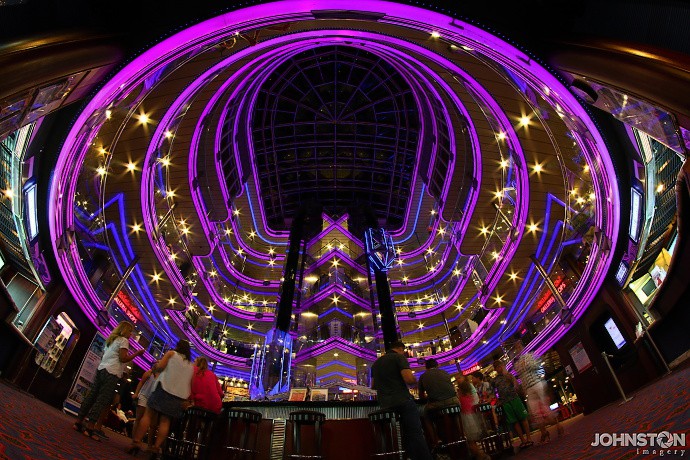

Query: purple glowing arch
[48,0,619,369]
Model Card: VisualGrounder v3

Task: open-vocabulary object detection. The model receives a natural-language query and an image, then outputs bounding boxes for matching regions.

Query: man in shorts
[492,360,533,448]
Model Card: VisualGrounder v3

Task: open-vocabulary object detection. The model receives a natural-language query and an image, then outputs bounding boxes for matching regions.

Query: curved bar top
[224,400,383,420]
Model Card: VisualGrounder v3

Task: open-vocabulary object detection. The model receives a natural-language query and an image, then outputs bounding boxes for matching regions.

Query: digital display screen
[26,184,39,240]
[549,403,559,410]
[615,262,628,286]
[629,188,642,242]
[604,318,627,349]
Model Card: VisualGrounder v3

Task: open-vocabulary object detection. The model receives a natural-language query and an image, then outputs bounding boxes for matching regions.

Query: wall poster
[63,332,106,415]
[569,341,593,373]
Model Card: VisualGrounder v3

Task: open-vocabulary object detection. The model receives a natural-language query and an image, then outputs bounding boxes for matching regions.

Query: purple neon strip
[305,214,365,252]
[316,360,357,371]
[293,337,377,363]
[300,283,370,311]
[197,44,309,247]
[315,306,354,319]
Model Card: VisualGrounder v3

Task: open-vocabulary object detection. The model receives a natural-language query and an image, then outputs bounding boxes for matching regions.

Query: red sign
[537,276,568,314]
[113,291,143,323]
[462,363,481,375]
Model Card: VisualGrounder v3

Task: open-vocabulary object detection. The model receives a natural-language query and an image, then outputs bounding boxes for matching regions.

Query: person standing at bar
[371,341,433,460]
[492,359,533,449]
[128,340,194,458]
[190,356,223,414]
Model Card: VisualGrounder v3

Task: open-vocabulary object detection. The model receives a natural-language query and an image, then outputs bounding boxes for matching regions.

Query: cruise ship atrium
[0,1,688,459]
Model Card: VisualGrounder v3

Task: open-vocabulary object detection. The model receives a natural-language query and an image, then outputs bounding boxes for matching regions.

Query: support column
[276,209,306,331]
[373,266,399,350]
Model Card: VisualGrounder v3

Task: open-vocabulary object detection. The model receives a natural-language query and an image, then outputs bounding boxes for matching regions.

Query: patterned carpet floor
[512,364,690,460]
[0,364,687,459]
[0,385,132,460]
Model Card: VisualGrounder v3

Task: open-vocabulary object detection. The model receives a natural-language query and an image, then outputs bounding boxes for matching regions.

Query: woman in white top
[73,321,145,441]
[128,339,194,457]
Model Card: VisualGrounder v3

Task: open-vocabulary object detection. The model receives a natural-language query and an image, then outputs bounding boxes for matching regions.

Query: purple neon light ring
[49,0,619,370]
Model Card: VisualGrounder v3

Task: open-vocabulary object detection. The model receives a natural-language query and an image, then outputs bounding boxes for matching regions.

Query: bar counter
[221,400,385,460]
[225,399,381,420]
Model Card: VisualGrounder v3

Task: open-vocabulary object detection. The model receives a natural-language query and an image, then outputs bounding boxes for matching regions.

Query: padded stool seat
[284,410,326,459]
[221,408,262,460]
[367,409,406,459]
[163,407,217,460]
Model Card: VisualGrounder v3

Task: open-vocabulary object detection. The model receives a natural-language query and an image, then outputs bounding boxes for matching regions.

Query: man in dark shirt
[372,341,433,460]
[418,358,459,412]
[418,358,459,449]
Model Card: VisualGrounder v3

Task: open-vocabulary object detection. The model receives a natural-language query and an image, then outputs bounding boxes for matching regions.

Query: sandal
[82,427,102,442]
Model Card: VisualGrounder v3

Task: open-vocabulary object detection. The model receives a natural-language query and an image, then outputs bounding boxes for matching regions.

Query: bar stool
[163,407,217,460]
[493,405,514,452]
[475,403,502,456]
[283,410,326,459]
[219,408,263,460]
[433,405,469,459]
[367,409,406,459]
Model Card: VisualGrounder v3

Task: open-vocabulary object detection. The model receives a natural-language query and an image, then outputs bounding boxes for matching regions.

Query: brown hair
[175,339,192,361]
[458,379,474,396]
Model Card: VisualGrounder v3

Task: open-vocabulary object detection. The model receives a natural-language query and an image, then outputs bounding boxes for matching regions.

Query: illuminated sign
[113,291,143,323]
[462,363,481,375]
[537,276,568,314]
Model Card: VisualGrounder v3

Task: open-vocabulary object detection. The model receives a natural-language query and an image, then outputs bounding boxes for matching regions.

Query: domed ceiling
[49,1,619,380]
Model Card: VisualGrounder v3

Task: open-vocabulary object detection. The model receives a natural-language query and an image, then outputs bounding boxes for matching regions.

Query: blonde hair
[106,321,134,346]
[195,356,209,374]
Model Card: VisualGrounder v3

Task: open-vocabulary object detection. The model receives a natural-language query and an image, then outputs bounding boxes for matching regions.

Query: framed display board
[288,388,308,402]
[309,388,329,401]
